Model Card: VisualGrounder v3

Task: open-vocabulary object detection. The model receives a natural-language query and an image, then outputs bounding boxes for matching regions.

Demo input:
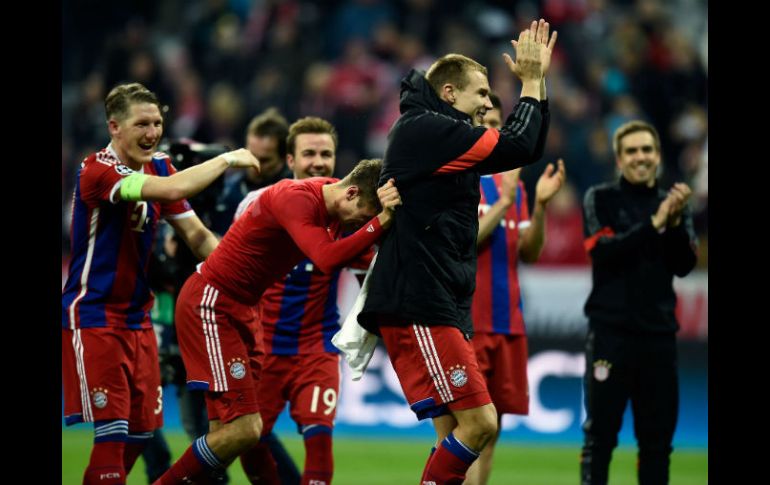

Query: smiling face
[287,133,336,179]
[451,69,493,125]
[616,130,661,187]
[108,102,163,169]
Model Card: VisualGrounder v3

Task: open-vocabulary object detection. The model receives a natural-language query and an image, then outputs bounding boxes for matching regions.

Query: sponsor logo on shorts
[366,224,375,233]
[447,365,468,388]
[228,358,247,380]
[593,360,612,382]
[91,387,109,409]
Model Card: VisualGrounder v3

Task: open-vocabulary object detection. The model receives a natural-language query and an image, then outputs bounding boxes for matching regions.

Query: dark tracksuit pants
[580,325,679,485]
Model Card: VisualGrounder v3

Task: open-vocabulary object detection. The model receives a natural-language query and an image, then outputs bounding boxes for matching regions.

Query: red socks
[302,430,333,485]
[239,442,280,484]
[420,433,479,485]
[83,441,126,485]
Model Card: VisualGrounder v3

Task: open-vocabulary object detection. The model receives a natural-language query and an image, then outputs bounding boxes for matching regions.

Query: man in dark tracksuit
[580,120,698,485]
[358,20,556,484]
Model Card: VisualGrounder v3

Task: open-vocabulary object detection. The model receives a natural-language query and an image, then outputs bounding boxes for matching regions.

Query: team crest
[447,365,468,388]
[91,387,109,409]
[114,164,134,176]
[593,360,612,382]
[228,358,247,380]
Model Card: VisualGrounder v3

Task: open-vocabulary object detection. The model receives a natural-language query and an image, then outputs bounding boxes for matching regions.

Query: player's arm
[274,193,386,275]
[662,184,698,276]
[116,148,260,203]
[478,169,520,244]
[166,215,220,261]
[519,158,564,262]
[583,187,662,264]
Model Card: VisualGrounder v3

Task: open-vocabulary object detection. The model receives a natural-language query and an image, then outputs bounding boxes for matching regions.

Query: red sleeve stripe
[433,128,500,175]
[584,226,615,253]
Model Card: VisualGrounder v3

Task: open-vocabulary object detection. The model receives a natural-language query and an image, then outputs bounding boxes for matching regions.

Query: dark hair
[287,117,338,157]
[425,54,487,95]
[340,159,383,210]
[612,120,661,157]
[246,108,289,159]
[104,83,160,121]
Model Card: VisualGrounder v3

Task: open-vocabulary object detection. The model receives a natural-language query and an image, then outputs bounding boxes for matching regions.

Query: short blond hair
[426,54,487,95]
[613,120,661,157]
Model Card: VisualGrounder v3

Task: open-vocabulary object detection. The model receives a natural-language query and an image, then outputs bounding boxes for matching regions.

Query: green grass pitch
[62,428,707,484]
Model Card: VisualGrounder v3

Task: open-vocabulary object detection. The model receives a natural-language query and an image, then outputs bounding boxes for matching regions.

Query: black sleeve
[582,186,660,264]
[664,205,698,276]
[383,98,544,186]
[479,98,551,175]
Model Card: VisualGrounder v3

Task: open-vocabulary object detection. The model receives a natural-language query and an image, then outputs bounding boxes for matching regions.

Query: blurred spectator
[63,0,708,268]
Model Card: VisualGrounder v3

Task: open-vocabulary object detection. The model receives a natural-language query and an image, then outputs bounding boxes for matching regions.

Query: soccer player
[153,159,401,485]
[357,19,556,484]
[580,120,697,485]
[61,82,260,485]
[233,116,367,485]
[463,94,565,485]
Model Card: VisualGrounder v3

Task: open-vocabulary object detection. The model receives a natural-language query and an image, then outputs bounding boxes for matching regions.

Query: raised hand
[528,19,558,76]
[502,24,542,83]
[499,168,522,205]
[535,158,566,205]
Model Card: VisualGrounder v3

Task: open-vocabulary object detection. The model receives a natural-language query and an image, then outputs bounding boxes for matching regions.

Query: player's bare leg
[153,413,263,485]
[462,417,502,485]
[421,404,498,484]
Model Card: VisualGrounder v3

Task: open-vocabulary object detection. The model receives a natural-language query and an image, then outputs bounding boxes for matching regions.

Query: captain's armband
[119,173,149,201]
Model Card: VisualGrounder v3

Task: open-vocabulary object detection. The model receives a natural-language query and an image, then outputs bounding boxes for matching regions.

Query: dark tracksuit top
[358,69,550,338]
[579,177,699,485]
[582,177,698,334]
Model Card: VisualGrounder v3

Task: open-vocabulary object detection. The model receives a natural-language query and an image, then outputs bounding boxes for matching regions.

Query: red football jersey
[62,145,193,330]
[471,174,530,335]
[201,178,382,306]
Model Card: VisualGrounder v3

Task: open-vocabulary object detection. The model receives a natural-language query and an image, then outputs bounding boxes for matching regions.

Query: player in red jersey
[153,159,401,485]
[463,94,565,485]
[233,117,370,485]
[61,83,260,485]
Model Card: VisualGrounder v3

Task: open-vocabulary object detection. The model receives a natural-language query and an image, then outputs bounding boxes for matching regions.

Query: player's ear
[345,185,360,201]
[108,118,120,137]
[287,154,296,171]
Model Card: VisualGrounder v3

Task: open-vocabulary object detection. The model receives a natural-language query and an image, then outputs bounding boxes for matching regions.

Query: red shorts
[62,327,163,432]
[472,333,529,415]
[176,272,264,423]
[258,353,341,435]
[379,322,492,420]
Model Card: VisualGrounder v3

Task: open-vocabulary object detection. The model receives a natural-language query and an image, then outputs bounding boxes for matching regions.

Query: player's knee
[230,413,263,451]
[469,406,498,445]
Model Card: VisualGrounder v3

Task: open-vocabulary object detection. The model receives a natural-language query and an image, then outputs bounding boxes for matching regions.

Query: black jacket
[582,177,698,334]
[358,69,549,337]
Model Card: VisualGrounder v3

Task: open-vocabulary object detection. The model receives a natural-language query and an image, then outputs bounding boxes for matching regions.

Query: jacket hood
[399,69,472,123]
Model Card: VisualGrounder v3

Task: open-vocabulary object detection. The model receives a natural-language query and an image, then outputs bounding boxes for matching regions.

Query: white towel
[332,253,378,381]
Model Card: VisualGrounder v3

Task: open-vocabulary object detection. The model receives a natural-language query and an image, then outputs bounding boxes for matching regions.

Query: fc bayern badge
[91,388,109,409]
[593,360,612,382]
[447,365,468,388]
[228,358,247,380]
